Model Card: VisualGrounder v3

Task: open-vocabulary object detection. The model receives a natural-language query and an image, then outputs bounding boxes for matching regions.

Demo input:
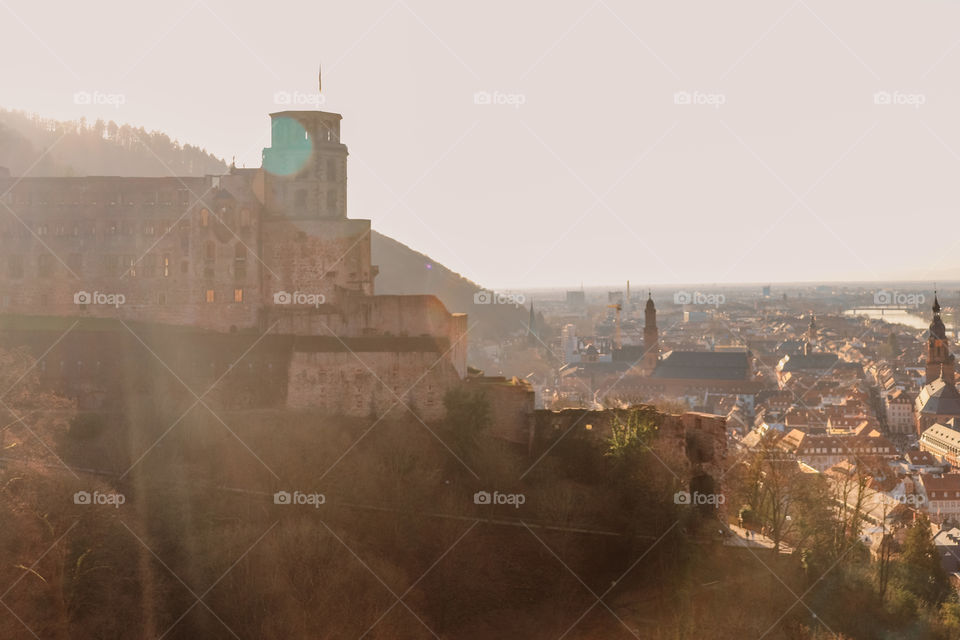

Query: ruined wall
[259,217,373,306]
[460,376,535,445]
[266,295,468,377]
[285,340,462,420]
[0,321,467,419]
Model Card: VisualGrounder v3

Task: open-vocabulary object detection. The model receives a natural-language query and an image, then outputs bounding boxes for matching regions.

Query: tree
[606,407,659,463]
[442,387,491,459]
[898,513,950,606]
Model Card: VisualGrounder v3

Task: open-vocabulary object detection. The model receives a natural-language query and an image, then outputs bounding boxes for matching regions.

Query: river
[844,309,930,331]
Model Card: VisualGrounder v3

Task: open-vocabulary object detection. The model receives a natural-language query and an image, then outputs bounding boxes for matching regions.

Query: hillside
[0,109,227,177]
[371,230,529,338]
[0,109,526,338]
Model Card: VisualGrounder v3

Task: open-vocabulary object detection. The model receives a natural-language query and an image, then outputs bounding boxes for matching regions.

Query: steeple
[930,291,947,341]
[527,302,537,345]
[926,289,955,385]
[806,311,818,346]
[643,291,659,372]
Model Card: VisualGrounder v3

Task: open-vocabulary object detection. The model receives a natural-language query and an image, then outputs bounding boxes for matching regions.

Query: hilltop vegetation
[0,109,227,177]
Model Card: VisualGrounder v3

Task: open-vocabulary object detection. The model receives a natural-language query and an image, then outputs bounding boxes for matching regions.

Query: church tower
[643,292,659,371]
[806,312,818,346]
[926,293,955,385]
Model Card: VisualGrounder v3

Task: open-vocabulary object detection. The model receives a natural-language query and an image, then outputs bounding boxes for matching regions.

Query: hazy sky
[3,0,960,289]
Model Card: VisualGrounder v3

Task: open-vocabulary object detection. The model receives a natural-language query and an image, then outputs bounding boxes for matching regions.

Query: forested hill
[370,231,529,337]
[0,109,227,177]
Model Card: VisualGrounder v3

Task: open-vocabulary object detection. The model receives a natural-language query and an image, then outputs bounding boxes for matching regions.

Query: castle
[0,109,468,419]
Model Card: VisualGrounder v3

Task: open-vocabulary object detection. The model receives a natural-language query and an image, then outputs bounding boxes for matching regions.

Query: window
[103,255,118,277]
[205,241,215,260]
[158,293,166,305]
[200,209,210,227]
[234,288,243,303]
[181,260,189,274]
[125,255,136,277]
[326,189,336,212]
[8,255,22,278]
[205,289,215,303]
[294,189,307,207]
[327,158,336,181]
[240,209,251,228]
[142,254,157,277]
[163,254,170,277]
[234,244,247,279]
[38,254,52,277]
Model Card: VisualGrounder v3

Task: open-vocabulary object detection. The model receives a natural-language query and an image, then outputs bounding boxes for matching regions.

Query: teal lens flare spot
[262,117,313,176]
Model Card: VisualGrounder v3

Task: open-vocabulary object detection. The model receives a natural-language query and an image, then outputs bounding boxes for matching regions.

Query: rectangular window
[205,289,215,303]
[234,288,243,303]
[8,255,23,278]
[38,254,52,277]
[163,254,170,277]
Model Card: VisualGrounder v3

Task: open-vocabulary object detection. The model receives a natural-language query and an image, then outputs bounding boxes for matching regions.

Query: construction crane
[607,303,622,350]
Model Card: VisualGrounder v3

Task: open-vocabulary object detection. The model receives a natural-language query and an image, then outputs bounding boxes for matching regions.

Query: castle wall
[285,345,461,420]
[259,217,373,305]
[0,320,464,419]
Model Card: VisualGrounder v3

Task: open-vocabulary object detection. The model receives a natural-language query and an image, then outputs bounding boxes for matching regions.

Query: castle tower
[926,293,955,385]
[643,292,659,371]
[259,108,375,313]
[262,110,347,219]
